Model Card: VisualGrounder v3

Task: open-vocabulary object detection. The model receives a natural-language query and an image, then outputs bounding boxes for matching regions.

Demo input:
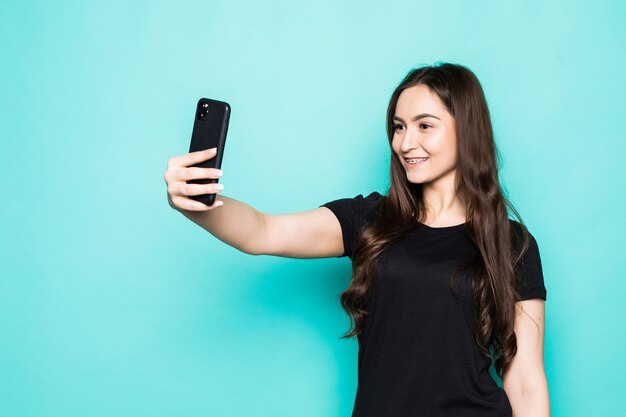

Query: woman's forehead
[396,85,448,119]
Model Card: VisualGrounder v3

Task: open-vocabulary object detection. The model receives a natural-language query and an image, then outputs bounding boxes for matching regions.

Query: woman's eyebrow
[393,113,441,122]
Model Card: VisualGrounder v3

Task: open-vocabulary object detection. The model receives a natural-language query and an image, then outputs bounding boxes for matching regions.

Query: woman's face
[391,84,458,187]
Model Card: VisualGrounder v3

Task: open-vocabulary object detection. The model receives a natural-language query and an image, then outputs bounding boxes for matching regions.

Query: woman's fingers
[165,147,224,212]
[167,147,217,169]
[175,166,223,181]
[177,182,224,197]
[169,193,223,212]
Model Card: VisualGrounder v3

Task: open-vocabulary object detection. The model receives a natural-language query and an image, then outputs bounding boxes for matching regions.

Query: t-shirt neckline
[416,220,468,232]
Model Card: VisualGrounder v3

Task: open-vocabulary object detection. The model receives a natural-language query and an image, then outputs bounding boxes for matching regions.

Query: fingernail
[208,147,217,152]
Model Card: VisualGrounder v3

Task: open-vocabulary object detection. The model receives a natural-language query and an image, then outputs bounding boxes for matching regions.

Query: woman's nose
[401,128,420,152]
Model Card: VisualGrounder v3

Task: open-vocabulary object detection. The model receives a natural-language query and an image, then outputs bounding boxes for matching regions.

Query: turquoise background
[1,1,624,416]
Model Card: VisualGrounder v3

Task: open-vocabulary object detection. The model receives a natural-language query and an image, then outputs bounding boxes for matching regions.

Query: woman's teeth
[405,157,429,165]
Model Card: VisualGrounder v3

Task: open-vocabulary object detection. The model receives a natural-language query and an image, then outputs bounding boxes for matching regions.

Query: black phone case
[187,98,230,206]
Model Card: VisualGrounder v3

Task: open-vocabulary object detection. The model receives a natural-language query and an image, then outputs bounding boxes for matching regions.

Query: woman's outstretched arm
[165,148,344,258]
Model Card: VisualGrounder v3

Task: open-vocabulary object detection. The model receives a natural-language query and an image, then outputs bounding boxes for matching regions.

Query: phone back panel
[187,98,230,205]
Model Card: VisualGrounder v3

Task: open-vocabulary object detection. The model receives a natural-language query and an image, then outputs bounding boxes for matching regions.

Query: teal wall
[1,1,624,416]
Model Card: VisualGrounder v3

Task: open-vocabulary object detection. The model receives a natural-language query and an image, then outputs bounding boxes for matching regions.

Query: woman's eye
[393,124,404,131]
[420,123,431,129]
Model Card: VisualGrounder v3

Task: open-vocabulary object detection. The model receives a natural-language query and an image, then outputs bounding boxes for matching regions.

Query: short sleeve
[318,191,383,260]
[513,225,547,301]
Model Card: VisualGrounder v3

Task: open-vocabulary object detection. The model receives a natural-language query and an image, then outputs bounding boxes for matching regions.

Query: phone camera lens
[197,103,209,121]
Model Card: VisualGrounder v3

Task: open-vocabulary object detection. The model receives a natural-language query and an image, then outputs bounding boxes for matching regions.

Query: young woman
[164,62,550,417]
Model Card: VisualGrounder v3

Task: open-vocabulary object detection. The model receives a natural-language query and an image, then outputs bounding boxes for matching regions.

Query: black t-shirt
[319,191,547,417]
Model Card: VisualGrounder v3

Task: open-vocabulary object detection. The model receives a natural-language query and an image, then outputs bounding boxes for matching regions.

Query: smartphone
[187,97,230,206]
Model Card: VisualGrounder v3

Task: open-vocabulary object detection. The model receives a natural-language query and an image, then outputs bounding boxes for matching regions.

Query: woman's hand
[164,147,224,212]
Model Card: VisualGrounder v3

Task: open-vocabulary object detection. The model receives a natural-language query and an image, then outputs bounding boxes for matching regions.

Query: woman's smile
[404,157,429,167]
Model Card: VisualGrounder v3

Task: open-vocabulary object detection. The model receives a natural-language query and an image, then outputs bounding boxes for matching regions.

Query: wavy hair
[338,62,533,378]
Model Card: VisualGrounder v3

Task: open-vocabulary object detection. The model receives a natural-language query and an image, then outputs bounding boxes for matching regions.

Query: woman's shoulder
[507,218,541,255]
[319,190,385,222]
[507,218,537,238]
[363,190,385,204]
[347,190,385,219]
[326,190,384,206]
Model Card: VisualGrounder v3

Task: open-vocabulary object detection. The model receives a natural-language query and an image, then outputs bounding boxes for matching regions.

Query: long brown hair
[339,62,533,378]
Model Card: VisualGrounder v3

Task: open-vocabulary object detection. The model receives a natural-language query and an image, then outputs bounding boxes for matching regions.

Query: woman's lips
[405,157,429,167]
